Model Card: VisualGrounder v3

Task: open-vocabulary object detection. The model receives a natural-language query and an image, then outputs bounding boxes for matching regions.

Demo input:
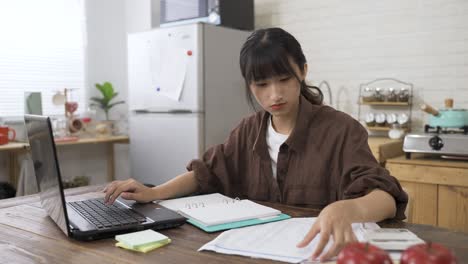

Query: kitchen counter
[386,154,468,233]
[387,154,468,168]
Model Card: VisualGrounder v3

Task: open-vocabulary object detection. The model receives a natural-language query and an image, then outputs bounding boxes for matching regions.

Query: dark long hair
[239,28,323,109]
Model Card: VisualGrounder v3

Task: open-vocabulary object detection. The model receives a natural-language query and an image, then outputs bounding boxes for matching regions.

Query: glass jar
[365,113,376,127]
[375,113,387,127]
[386,113,397,126]
[362,87,375,102]
[374,87,385,102]
[397,113,409,128]
[398,87,409,102]
[386,87,398,102]
[51,117,67,138]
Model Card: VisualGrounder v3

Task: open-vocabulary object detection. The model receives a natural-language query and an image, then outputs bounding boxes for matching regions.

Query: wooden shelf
[366,126,409,132]
[0,142,28,151]
[0,135,130,151]
[367,126,391,131]
[360,101,410,106]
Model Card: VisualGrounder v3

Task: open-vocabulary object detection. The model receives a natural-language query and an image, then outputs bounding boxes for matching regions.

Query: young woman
[104,27,408,261]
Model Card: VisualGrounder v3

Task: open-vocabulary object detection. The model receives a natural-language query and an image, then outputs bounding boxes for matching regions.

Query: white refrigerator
[127,23,251,185]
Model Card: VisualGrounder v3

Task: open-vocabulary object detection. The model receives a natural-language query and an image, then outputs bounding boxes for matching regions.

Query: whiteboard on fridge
[127,24,202,112]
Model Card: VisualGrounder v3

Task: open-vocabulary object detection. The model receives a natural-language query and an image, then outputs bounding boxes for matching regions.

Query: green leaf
[90,97,104,103]
[110,92,119,100]
[107,100,125,109]
[102,82,114,99]
[95,84,106,98]
[91,81,125,115]
[90,97,105,107]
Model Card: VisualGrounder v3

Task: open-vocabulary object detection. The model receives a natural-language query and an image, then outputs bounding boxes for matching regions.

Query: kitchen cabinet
[386,155,468,232]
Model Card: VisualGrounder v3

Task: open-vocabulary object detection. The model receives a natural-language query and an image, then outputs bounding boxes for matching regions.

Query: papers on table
[179,200,281,227]
[199,217,380,263]
[157,193,237,211]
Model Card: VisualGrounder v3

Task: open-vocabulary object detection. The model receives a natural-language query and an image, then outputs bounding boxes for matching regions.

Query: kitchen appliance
[404,109,468,159]
[405,97,468,159]
[127,23,251,185]
[420,98,468,130]
[160,0,254,30]
[403,132,468,159]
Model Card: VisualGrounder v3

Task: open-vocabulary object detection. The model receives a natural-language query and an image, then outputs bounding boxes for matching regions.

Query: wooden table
[0,135,129,186]
[0,186,467,264]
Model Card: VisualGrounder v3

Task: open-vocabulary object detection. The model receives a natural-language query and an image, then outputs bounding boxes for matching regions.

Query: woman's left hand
[296,201,358,261]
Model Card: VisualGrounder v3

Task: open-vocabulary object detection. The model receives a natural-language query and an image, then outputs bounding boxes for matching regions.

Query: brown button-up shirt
[187,96,408,220]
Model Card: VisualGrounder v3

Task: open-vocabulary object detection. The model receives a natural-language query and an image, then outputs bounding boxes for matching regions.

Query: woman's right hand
[103,178,156,205]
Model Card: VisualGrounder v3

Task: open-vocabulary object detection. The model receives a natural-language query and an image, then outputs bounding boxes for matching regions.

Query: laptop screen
[25,115,70,236]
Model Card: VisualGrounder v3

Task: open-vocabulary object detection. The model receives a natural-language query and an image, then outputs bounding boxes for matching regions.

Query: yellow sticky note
[115,239,171,253]
[115,229,169,248]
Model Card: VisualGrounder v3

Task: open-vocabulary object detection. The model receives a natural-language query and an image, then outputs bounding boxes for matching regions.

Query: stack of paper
[199,218,382,263]
[115,230,171,253]
[158,193,290,232]
[179,200,281,226]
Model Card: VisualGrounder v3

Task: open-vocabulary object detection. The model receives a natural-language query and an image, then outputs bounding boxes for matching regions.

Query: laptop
[24,115,186,241]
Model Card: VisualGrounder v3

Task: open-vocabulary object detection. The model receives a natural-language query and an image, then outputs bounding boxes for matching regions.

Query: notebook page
[179,200,281,226]
[157,193,235,211]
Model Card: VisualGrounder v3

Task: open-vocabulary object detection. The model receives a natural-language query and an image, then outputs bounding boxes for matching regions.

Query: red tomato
[401,242,458,264]
[337,242,392,264]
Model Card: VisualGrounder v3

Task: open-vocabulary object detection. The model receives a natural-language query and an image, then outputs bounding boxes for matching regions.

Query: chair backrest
[402,187,413,222]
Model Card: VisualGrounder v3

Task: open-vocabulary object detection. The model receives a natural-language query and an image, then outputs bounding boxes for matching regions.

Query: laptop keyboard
[69,199,147,229]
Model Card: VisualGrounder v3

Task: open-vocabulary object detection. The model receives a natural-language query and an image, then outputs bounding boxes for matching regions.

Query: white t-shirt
[266,117,289,179]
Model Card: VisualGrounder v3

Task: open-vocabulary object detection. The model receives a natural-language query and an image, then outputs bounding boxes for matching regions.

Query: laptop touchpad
[118,199,185,223]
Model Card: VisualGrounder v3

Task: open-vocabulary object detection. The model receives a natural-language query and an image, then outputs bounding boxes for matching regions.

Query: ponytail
[300,81,323,105]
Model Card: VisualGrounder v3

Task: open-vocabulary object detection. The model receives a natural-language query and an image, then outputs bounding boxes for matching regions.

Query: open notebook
[158,193,290,232]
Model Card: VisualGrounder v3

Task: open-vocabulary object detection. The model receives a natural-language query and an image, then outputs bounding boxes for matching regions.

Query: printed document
[199,217,380,263]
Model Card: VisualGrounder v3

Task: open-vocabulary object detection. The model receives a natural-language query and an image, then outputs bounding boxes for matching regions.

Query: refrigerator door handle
[133,109,194,114]
[168,109,193,114]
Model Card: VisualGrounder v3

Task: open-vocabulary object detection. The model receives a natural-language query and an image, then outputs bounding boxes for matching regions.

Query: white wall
[51,0,154,185]
[255,0,468,132]
[75,0,152,184]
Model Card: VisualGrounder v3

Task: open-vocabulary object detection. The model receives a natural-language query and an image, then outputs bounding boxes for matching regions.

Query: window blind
[0,0,86,117]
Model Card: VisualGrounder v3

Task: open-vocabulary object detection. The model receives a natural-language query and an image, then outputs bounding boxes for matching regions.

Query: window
[0,0,86,117]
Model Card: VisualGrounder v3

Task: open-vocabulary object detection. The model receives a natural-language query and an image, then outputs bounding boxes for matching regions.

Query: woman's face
[249,62,307,118]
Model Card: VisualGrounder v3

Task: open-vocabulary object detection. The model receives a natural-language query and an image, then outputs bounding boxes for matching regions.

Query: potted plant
[90,82,125,136]
[90,82,125,121]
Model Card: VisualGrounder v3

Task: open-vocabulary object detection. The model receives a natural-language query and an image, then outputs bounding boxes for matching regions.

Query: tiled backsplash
[255,0,468,132]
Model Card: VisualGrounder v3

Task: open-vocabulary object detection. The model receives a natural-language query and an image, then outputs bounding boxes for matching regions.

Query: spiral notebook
[158,193,290,232]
